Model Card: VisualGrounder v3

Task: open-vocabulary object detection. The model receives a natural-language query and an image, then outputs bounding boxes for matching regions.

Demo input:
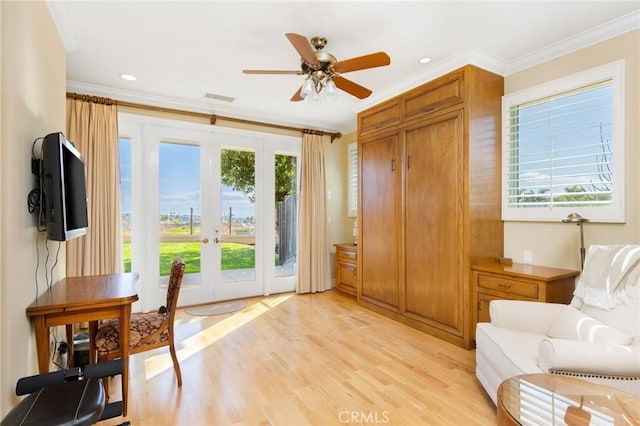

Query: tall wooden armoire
[357,65,504,349]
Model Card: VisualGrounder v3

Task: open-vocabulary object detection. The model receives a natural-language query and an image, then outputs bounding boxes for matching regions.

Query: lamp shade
[562,212,589,224]
[300,78,314,98]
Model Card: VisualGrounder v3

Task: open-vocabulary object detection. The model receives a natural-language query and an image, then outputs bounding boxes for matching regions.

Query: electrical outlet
[523,250,533,265]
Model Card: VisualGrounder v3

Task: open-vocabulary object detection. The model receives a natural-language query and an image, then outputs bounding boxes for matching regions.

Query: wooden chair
[94,258,186,393]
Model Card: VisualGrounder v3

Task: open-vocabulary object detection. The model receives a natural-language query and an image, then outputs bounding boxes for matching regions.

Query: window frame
[501,60,626,223]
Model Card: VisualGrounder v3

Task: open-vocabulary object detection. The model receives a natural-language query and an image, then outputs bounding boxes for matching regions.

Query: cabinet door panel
[360,134,400,309]
[405,114,464,332]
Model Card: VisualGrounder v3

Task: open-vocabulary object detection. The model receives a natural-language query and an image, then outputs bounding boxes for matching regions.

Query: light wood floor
[99,290,497,425]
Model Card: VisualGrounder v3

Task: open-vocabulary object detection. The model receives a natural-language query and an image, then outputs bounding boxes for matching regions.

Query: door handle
[200,238,209,244]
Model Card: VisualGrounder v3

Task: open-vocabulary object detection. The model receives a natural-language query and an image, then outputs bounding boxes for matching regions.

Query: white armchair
[475,244,640,404]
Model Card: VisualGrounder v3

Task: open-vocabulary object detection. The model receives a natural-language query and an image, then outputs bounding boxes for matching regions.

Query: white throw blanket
[573,244,640,309]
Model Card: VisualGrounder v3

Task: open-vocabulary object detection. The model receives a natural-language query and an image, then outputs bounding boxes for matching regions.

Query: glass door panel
[158,141,203,286]
[275,154,297,278]
[220,148,256,283]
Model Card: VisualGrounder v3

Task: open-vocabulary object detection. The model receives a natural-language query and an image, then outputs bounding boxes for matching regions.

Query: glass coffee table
[497,374,640,425]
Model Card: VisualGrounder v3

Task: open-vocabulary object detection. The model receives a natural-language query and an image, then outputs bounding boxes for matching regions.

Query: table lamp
[562,213,589,270]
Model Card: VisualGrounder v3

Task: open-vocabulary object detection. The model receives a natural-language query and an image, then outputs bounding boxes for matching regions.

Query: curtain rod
[209,114,341,142]
[66,93,342,142]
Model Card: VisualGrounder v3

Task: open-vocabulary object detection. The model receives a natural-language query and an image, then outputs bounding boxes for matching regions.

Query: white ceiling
[48,1,639,134]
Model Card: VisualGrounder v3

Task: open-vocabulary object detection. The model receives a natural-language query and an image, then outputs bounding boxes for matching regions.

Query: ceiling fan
[243,33,391,101]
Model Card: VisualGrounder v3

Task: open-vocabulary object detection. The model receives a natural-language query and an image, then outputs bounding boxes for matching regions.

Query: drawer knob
[498,283,512,289]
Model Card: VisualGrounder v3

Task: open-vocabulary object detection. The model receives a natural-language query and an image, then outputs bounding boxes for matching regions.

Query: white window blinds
[347,142,357,217]
[502,60,625,222]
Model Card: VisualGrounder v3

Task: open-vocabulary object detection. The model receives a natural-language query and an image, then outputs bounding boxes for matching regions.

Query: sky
[119,139,255,218]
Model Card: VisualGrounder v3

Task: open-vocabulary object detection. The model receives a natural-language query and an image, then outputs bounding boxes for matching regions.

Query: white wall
[504,30,640,271]
[0,1,66,416]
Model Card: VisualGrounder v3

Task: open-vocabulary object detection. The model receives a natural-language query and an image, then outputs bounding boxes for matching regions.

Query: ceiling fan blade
[334,76,372,99]
[333,52,391,74]
[291,86,304,102]
[243,70,302,75]
[285,33,320,66]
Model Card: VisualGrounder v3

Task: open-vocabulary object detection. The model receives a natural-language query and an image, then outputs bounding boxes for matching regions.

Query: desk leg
[65,324,74,367]
[89,321,98,364]
[120,303,132,417]
[34,316,50,373]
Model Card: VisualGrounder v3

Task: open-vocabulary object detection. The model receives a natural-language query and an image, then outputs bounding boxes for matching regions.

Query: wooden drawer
[337,247,357,261]
[358,99,401,136]
[477,274,539,299]
[337,261,357,288]
[403,72,464,121]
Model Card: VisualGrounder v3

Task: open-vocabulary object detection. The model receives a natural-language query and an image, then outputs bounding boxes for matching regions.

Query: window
[347,142,358,217]
[502,60,625,223]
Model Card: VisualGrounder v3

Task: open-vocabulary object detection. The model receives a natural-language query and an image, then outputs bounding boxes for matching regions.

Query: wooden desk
[26,273,139,416]
[497,374,640,425]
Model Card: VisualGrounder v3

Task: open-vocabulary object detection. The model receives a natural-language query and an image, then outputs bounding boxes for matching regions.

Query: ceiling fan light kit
[243,33,390,102]
[300,70,338,101]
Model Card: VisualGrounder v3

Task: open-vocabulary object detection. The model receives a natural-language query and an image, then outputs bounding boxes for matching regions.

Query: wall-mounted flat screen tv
[41,132,88,241]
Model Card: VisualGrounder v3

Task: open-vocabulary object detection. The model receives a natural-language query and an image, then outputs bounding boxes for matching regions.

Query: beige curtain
[296,132,331,293]
[65,95,122,275]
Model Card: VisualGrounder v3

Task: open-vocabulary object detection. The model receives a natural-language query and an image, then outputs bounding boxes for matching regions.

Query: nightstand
[472,263,579,337]
[334,243,357,297]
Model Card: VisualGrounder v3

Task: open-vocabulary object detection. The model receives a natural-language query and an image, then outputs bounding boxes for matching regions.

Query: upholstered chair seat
[96,311,171,353]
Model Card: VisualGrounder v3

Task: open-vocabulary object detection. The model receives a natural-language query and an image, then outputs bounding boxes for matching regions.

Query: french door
[119,114,300,312]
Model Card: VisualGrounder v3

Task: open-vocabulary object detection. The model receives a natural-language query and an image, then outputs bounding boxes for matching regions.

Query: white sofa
[476,244,640,404]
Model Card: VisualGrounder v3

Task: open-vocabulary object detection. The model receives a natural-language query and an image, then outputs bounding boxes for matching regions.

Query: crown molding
[506,11,640,75]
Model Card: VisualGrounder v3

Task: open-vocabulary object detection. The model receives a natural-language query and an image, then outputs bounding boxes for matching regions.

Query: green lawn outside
[123,242,255,275]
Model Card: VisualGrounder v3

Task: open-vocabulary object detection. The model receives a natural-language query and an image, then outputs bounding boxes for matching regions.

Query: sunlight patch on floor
[143,294,292,380]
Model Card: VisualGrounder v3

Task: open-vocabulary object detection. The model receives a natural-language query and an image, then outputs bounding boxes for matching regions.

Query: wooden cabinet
[334,244,358,297]
[472,263,579,328]
[357,65,504,349]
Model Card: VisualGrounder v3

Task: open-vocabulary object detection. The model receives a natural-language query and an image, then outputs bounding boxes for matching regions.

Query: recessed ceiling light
[119,73,137,81]
[418,57,432,64]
